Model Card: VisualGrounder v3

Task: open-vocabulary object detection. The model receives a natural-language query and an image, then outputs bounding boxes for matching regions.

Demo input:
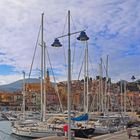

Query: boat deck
[35,129,139,140]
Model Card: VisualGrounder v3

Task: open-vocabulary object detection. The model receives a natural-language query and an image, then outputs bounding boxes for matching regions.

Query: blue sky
[0,0,140,85]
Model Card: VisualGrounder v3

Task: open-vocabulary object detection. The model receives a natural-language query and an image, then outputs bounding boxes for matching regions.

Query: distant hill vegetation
[0,78,40,92]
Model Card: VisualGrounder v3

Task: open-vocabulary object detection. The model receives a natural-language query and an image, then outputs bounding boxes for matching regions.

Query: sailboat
[69,113,94,138]
[11,13,63,138]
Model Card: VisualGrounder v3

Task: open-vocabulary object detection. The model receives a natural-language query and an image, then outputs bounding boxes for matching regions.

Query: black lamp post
[77,31,89,41]
[51,38,62,47]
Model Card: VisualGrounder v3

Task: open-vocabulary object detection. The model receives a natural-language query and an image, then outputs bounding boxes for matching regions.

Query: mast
[120,80,123,112]
[98,64,101,112]
[131,90,134,113]
[22,71,26,120]
[43,42,46,121]
[100,58,104,113]
[124,82,126,114]
[105,55,108,114]
[86,41,89,113]
[83,40,89,114]
[84,43,86,113]
[131,76,135,114]
[40,13,45,121]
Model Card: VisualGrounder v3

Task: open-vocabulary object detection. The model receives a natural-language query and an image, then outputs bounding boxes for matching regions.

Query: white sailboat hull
[11,126,59,138]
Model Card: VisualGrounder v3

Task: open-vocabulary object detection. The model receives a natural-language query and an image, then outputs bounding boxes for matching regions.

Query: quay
[34,129,139,140]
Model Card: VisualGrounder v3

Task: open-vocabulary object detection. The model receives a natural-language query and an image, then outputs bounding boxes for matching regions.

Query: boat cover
[71,113,88,121]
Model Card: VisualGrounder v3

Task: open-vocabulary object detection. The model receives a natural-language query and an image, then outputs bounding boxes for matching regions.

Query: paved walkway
[35,129,139,140]
[94,129,139,140]
[34,136,86,140]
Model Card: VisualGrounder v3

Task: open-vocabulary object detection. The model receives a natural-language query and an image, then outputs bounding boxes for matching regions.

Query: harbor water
[0,121,31,140]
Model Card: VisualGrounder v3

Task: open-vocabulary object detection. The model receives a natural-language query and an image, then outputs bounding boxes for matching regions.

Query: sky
[0,0,140,85]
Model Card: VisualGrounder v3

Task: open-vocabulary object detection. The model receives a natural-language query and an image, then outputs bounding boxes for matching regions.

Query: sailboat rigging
[11,13,63,138]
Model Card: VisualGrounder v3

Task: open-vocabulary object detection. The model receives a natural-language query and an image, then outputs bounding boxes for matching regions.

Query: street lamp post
[51,10,89,140]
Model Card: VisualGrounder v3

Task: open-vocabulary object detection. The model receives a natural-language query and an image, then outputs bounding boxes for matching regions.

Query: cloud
[0,0,139,84]
[0,74,22,85]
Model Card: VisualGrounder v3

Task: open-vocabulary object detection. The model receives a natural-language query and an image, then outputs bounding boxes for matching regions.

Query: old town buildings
[0,73,140,112]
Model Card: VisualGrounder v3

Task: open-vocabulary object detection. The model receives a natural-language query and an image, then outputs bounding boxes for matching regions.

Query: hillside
[0,78,40,92]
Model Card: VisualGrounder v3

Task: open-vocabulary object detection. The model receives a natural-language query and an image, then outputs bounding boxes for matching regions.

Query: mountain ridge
[0,78,40,92]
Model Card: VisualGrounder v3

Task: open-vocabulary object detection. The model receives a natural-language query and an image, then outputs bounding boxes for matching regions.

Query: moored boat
[11,121,61,138]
